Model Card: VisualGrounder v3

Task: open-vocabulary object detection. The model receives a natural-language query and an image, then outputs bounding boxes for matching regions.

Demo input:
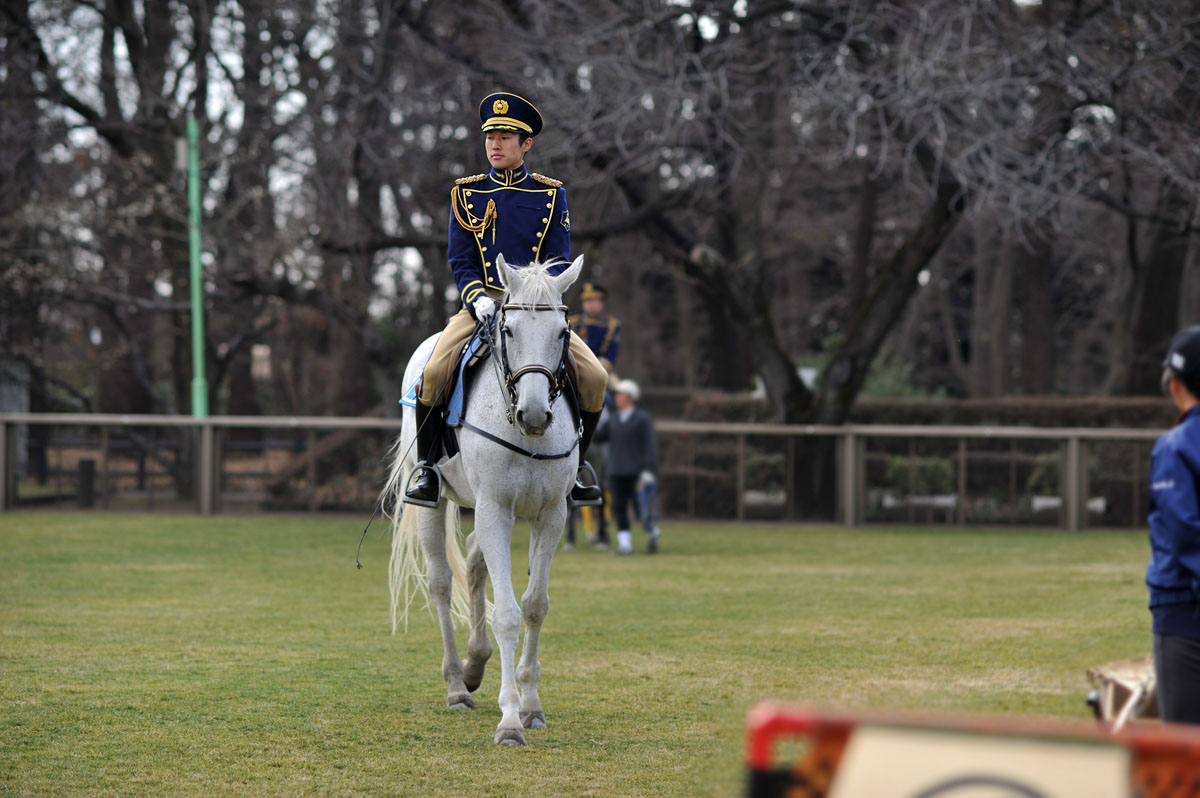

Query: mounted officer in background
[569,282,621,378]
[405,91,608,508]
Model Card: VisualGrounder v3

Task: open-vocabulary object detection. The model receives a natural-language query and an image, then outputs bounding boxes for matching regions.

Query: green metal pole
[187,116,208,417]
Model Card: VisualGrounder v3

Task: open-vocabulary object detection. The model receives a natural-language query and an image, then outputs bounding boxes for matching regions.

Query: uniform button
[485,261,492,267]
[465,190,473,196]
[536,232,543,238]
[481,246,488,252]
[546,190,553,196]
[545,203,552,208]
[531,247,538,252]
[541,218,548,223]
[467,204,474,209]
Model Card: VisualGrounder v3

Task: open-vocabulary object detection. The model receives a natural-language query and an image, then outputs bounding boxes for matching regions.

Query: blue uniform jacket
[569,312,621,369]
[1147,405,1200,637]
[447,164,570,315]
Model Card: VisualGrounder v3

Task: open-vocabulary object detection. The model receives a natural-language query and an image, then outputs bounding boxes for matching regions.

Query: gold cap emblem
[493,99,509,115]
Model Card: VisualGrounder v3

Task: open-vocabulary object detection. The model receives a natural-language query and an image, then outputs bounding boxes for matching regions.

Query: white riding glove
[637,470,657,490]
[472,296,498,323]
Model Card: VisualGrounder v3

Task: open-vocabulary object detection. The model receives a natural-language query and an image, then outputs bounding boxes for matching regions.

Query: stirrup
[403,462,444,508]
[568,461,603,508]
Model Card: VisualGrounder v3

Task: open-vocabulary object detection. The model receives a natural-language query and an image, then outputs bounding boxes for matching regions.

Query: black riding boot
[569,409,604,506]
[404,402,442,506]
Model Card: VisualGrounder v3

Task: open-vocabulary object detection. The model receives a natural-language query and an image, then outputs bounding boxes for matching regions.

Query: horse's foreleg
[418,508,473,710]
[517,507,566,730]
[472,503,525,745]
[461,531,492,693]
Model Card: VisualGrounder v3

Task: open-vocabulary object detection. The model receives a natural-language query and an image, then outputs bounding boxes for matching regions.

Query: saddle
[400,325,582,461]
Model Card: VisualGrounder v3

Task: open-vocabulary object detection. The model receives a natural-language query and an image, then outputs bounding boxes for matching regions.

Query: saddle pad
[397,331,489,412]
[399,382,419,408]
[398,337,439,409]
[445,333,489,427]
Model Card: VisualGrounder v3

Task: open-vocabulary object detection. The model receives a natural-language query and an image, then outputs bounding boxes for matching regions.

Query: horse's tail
[382,436,473,634]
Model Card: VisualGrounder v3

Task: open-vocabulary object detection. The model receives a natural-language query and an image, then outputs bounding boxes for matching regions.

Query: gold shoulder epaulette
[530,172,563,187]
[455,173,487,185]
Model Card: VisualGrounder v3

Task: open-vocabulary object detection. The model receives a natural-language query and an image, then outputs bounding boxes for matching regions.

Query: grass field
[0,513,1151,796]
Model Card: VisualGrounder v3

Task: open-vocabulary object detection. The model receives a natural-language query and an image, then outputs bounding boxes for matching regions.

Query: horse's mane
[504,259,565,307]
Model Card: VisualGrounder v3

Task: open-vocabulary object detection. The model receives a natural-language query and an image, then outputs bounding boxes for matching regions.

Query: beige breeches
[418,305,607,413]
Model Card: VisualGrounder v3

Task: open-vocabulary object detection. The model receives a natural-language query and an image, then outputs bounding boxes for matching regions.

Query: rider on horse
[405,91,608,507]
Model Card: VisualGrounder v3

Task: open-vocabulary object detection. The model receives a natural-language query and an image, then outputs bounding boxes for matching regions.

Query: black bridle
[465,300,579,461]
[495,302,571,424]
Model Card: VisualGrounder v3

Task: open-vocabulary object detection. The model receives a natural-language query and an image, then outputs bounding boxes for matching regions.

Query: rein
[459,419,579,460]
[469,299,580,461]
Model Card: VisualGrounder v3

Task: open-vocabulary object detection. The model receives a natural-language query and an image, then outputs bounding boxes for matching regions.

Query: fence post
[0,420,8,511]
[957,438,967,525]
[1063,436,1081,531]
[213,427,223,513]
[100,426,110,509]
[687,434,695,518]
[198,423,214,515]
[841,432,858,527]
[78,459,96,508]
[1080,440,1090,530]
[307,429,318,512]
[785,436,795,519]
[736,433,746,521]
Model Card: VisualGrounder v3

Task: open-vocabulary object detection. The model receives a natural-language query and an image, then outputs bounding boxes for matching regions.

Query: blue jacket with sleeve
[447,164,570,316]
[569,312,621,370]
[1147,405,1200,637]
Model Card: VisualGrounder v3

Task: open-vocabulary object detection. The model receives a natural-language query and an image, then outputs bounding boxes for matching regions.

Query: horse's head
[495,253,584,437]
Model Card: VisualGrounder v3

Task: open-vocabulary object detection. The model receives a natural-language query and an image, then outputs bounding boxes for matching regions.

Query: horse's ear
[496,253,514,289]
[554,255,585,294]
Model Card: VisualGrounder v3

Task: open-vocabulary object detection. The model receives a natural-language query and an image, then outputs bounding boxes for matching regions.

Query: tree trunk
[806,145,968,425]
[848,165,878,318]
[1015,225,1056,394]
[1122,181,1192,394]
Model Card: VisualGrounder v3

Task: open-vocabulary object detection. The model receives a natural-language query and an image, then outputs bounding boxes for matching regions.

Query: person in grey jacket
[607,379,660,554]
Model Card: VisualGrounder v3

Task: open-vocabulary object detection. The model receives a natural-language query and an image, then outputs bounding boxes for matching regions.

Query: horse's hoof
[462,658,488,693]
[494,727,526,746]
[520,710,547,729]
[447,693,475,710]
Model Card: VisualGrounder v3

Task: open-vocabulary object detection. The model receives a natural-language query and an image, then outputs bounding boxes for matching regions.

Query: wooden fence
[0,413,1162,529]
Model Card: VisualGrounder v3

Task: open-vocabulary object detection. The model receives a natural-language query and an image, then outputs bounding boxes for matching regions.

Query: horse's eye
[560,328,570,340]
[502,326,514,338]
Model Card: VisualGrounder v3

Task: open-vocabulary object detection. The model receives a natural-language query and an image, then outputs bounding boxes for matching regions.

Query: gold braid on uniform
[451,185,497,239]
[530,172,563,187]
[600,316,619,356]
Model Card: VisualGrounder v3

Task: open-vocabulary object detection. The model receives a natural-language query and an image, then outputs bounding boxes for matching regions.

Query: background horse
[381,254,585,746]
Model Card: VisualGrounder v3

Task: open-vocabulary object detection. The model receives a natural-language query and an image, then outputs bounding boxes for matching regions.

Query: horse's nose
[516,408,551,437]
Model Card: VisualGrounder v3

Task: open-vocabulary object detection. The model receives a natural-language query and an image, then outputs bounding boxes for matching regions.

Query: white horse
[381,254,584,746]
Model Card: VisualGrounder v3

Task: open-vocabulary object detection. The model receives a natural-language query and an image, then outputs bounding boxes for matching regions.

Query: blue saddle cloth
[399,332,489,428]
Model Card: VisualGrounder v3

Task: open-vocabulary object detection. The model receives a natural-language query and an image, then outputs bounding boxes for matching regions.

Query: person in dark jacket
[1147,325,1200,724]
[607,379,659,555]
